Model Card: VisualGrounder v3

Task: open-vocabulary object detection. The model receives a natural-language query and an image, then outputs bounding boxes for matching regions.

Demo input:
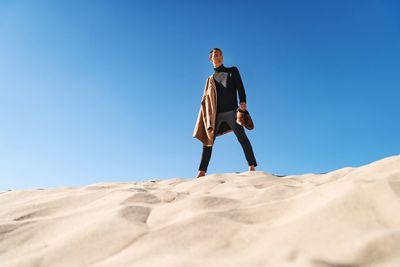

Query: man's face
[209,50,223,65]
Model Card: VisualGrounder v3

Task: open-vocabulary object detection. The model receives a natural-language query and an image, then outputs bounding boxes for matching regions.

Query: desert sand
[1,154,400,267]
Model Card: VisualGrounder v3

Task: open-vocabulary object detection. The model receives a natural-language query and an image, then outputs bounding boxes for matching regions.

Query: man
[195,48,258,178]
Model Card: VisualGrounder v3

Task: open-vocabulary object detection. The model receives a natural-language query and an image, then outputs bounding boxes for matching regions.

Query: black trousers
[198,109,258,172]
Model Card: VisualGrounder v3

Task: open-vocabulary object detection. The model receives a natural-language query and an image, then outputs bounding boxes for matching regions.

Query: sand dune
[1,154,400,267]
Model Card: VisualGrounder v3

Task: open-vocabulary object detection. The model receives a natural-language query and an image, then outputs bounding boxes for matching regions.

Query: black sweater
[213,64,247,113]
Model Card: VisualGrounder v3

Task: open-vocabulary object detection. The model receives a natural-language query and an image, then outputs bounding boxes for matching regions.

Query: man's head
[209,48,223,66]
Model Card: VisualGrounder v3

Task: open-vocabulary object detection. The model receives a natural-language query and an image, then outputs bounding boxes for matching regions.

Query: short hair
[209,48,223,57]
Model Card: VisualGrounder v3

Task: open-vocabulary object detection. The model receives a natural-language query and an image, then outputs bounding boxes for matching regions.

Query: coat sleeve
[200,79,208,125]
[201,77,209,104]
[204,94,213,129]
[201,78,212,129]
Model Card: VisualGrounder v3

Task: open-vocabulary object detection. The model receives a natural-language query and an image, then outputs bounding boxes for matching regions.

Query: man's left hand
[239,102,247,111]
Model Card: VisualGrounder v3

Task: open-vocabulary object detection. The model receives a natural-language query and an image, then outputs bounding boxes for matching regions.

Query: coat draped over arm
[193,75,233,147]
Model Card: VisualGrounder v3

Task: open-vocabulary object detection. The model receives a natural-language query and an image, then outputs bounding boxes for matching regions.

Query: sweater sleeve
[233,66,247,103]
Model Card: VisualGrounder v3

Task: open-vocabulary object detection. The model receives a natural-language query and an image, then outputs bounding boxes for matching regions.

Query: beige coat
[193,74,233,147]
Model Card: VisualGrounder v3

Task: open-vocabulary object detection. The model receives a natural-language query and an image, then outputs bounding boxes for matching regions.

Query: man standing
[195,48,258,178]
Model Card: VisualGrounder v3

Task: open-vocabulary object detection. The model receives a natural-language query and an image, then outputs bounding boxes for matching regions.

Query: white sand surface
[1,154,399,267]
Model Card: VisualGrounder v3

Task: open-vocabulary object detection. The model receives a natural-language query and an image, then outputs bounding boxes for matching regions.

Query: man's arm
[233,66,247,104]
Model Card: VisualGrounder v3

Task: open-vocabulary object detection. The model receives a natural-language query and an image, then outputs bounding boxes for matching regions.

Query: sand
[1,154,399,267]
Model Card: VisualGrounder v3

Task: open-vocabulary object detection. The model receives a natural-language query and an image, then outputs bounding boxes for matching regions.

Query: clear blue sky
[1,0,399,191]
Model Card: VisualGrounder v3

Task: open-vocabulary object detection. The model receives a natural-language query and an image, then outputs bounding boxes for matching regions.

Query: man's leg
[198,146,211,173]
[225,110,258,168]
[197,115,220,177]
